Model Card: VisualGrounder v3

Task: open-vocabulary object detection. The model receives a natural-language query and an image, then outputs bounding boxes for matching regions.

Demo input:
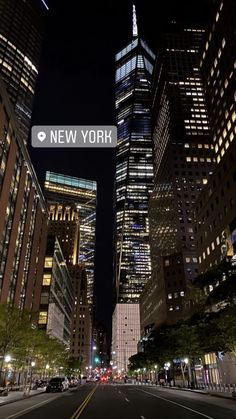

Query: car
[46,377,69,392]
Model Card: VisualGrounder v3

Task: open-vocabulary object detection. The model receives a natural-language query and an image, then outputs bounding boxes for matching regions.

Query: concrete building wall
[112,303,140,372]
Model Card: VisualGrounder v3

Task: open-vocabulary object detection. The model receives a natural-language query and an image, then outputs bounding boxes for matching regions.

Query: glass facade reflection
[114,37,155,303]
[44,171,97,305]
[0,0,46,140]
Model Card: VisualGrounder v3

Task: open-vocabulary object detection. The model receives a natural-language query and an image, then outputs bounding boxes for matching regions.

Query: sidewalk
[135,382,236,401]
[0,388,46,407]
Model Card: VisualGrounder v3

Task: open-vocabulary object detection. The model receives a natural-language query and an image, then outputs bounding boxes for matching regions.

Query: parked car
[46,377,69,392]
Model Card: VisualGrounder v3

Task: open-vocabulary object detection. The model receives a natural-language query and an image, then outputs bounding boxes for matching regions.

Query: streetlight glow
[4,355,11,363]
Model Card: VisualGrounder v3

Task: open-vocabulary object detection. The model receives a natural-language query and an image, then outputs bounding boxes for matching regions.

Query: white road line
[139,389,214,419]
[5,396,59,419]
[125,397,130,402]
[140,416,146,419]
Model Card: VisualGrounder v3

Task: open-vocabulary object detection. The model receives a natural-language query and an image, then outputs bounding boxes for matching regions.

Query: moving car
[46,377,69,392]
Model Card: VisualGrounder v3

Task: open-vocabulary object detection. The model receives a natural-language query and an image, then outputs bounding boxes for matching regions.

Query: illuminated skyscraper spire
[132,4,138,37]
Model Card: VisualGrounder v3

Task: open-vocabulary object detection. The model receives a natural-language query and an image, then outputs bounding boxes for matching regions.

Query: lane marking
[140,416,146,419]
[70,385,98,419]
[5,396,59,419]
[139,389,214,419]
[125,397,129,402]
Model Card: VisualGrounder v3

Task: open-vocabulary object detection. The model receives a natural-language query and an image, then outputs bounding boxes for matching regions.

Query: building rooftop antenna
[132,4,138,37]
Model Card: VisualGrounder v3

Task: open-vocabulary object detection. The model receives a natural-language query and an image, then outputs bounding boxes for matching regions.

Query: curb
[138,384,236,401]
[0,385,83,408]
[0,390,46,407]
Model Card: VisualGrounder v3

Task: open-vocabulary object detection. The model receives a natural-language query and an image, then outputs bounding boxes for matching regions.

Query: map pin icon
[37,131,46,142]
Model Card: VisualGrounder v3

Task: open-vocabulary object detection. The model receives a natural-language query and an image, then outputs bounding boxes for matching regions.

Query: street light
[4,355,11,363]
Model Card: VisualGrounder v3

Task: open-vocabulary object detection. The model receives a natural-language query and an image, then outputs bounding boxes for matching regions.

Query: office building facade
[0,80,48,313]
[195,0,236,273]
[70,263,91,372]
[47,203,92,368]
[112,7,155,369]
[140,23,216,334]
[0,0,46,139]
[44,171,97,305]
[39,235,74,346]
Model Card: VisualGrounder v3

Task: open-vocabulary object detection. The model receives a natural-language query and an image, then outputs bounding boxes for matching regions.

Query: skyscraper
[0,80,48,313]
[44,171,97,306]
[195,0,236,272]
[0,0,46,140]
[140,23,216,334]
[47,203,92,369]
[112,6,155,371]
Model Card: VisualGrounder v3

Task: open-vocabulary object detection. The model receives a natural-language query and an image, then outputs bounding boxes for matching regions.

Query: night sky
[29,0,211,342]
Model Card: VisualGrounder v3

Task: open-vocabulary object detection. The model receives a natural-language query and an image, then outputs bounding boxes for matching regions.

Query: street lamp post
[4,355,11,388]
[164,362,171,385]
[30,361,36,391]
[154,365,158,384]
[184,358,191,388]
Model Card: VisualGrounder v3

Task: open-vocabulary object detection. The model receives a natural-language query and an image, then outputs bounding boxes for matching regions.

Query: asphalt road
[0,383,235,419]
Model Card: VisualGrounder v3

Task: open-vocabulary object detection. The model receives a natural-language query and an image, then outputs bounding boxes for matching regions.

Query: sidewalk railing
[133,380,236,395]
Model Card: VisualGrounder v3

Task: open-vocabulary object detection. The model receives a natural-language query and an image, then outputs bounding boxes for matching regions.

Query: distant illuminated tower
[0,0,47,140]
[112,6,155,371]
[114,5,155,303]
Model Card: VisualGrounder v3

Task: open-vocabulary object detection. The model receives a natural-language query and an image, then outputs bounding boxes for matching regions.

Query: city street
[0,383,235,419]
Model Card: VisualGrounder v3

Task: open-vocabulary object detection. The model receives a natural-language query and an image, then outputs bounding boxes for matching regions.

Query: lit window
[164,259,170,267]
[176,306,180,310]
[180,291,185,297]
[216,236,220,245]
[43,274,51,286]
[38,311,47,324]
[169,307,174,311]
[44,257,53,268]
[211,242,215,251]
[168,294,172,300]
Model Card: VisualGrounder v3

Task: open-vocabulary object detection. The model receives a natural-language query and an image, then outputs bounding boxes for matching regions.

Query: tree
[128,353,147,371]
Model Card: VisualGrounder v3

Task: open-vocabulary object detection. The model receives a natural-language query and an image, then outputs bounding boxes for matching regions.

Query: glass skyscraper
[0,0,46,140]
[112,7,155,372]
[44,171,97,305]
[114,20,155,304]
